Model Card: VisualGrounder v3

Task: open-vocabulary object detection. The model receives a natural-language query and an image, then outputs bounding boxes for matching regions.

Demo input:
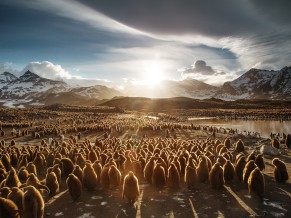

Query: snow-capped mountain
[0,71,122,107]
[215,66,291,100]
[0,72,18,83]
[0,71,68,99]
[0,66,291,108]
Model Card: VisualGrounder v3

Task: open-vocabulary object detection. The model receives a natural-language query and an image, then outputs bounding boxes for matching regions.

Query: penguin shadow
[115,201,136,218]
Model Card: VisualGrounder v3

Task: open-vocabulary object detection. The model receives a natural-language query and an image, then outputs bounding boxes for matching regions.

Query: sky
[0,0,290,87]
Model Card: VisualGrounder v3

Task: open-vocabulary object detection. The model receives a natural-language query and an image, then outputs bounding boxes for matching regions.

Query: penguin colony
[0,111,289,218]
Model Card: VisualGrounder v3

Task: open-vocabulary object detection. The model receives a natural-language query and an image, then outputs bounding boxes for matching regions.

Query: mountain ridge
[0,66,291,108]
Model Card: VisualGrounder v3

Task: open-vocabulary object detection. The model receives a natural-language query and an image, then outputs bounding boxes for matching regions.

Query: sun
[143,61,164,86]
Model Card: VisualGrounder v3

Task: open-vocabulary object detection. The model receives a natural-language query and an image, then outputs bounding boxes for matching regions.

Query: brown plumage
[144,158,155,184]
[223,160,235,183]
[167,163,180,189]
[72,165,83,184]
[26,162,37,177]
[108,165,122,189]
[248,168,264,196]
[0,197,20,218]
[255,154,265,171]
[272,158,289,182]
[246,151,256,163]
[235,156,246,181]
[243,160,257,184]
[152,163,166,188]
[272,138,280,149]
[66,174,82,201]
[4,167,21,188]
[224,137,231,149]
[185,165,197,188]
[83,163,98,191]
[209,163,224,189]
[7,187,24,211]
[122,171,140,203]
[17,167,29,184]
[235,139,245,153]
[92,160,102,183]
[100,165,110,189]
[23,173,50,195]
[196,156,209,183]
[23,186,44,218]
[60,158,74,179]
[0,187,11,198]
[45,172,59,197]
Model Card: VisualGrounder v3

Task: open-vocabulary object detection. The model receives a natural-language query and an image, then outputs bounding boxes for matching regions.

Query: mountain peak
[19,70,40,82]
[0,71,18,83]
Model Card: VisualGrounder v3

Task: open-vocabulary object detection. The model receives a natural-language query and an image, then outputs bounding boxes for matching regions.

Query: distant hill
[99,96,291,112]
[124,79,218,99]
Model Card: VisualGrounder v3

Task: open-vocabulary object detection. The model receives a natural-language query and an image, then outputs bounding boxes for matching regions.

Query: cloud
[78,0,268,37]
[182,60,215,75]
[3,0,149,36]
[0,62,19,75]
[21,61,72,80]
[180,60,238,86]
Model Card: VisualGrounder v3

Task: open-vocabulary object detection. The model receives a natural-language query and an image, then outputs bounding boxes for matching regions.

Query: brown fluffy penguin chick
[152,163,166,189]
[100,165,110,189]
[185,165,197,188]
[52,164,62,186]
[224,137,231,149]
[235,139,245,153]
[60,158,74,179]
[17,167,29,184]
[223,160,235,183]
[167,163,180,189]
[24,173,50,194]
[0,168,7,184]
[45,172,59,197]
[23,185,44,218]
[246,151,256,163]
[209,163,224,189]
[7,187,24,211]
[255,154,265,171]
[0,187,11,198]
[0,197,20,218]
[144,158,155,184]
[235,156,246,181]
[4,167,21,188]
[122,171,140,203]
[26,162,37,177]
[243,160,257,184]
[272,138,280,149]
[248,168,265,196]
[272,158,289,182]
[72,165,83,184]
[66,174,82,201]
[235,153,245,165]
[83,163,98,191]
[92,160,102,183]
[133,161,143,178]
[196,156,209,183]
[108,165,121,189]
